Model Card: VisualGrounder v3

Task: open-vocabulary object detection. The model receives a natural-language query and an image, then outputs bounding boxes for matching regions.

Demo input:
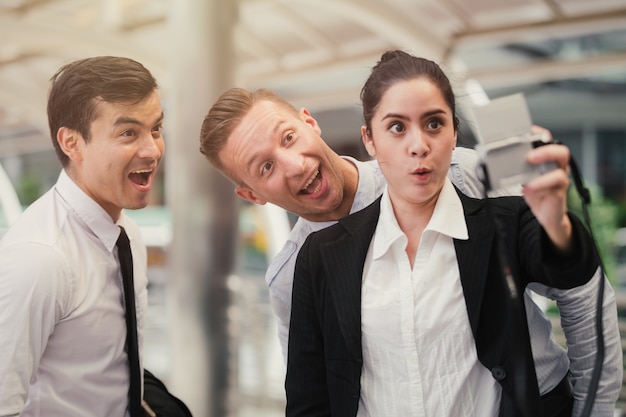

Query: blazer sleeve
[516,202,598,289]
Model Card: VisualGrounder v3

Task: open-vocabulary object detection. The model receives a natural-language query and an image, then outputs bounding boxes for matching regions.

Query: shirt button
[491,367,506,381]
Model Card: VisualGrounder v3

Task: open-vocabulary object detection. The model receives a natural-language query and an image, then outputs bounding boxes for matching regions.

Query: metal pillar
[166,1,238,416]
[582,122,598,187]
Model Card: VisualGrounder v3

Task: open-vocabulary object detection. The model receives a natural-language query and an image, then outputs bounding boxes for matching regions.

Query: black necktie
[117,226,142,417]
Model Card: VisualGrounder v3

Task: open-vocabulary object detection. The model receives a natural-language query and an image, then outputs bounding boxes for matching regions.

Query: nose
[139,134,163,160]
[280,149,305,178]
[408,129,429,157]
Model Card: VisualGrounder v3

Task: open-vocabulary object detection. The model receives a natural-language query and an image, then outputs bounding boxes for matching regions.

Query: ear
[299,108,322,135]
[361,125,376,157]
[452,129,458,150]
[57,127,84,163]
[234,186,267,205]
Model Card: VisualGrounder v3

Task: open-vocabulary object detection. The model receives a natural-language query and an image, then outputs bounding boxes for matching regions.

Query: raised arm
[522,143,573,253]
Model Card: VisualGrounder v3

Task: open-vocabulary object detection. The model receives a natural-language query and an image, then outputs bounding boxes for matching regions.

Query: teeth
[132,169,153,174]
[302,170,319,190]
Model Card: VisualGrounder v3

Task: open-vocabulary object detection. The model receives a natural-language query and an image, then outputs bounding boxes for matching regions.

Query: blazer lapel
[318,192,494,361]
[316,191,496,363]
[453,191,495,337]
[320,198,381,361]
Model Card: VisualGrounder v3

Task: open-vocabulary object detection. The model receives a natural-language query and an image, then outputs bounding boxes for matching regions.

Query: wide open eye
[261,161,273,175]
[426,118,443,130]
[389,121,405,134]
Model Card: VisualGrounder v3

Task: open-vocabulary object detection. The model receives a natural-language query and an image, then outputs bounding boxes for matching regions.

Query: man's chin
[123,199,151,211]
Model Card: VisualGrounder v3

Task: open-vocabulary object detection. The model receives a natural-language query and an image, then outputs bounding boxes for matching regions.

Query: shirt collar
[373,178,468,259]
[55,170,122,253]
[429,177,468,240]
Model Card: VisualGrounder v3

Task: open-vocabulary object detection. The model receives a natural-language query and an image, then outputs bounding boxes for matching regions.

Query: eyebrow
[381,109,447,122]
[114,112,164,126]
[381,113,409,122]
[422,109,447,118]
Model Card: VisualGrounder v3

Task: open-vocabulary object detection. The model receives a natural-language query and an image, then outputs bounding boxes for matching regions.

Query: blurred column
[166,1,239,417]
[581,122,598,186]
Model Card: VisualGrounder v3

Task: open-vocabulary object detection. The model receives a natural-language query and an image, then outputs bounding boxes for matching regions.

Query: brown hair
[360,50,459,135]
[199,87,298,184]
[47,56,158,167]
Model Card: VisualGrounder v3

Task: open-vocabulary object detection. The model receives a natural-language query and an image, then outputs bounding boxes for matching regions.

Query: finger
[524,168,570,192]
[530,125,553,142]
[527,144,570,170]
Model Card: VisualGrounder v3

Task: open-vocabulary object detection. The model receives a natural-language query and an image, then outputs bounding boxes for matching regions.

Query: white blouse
[358,178,500,417]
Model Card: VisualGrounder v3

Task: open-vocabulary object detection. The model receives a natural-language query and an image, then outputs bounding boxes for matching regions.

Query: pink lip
[411,168,431,180]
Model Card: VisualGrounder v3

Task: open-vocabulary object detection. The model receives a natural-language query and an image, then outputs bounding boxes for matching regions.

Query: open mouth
[129,169,152,186]
[300,169,321,195]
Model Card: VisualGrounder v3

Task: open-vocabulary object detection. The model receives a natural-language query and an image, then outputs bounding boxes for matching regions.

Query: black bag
[143,369,193,417]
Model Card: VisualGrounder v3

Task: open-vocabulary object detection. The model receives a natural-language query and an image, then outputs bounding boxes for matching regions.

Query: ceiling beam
[450,9,626,51]
[279,3,337,52]
[541,0,565,19]
[0,0,58,14]
[0,15,164,75]
[242,50,379,91]
[308,0,449,59]
[239,0,455,85]
[235,25,281,61]
[468,50,626,89]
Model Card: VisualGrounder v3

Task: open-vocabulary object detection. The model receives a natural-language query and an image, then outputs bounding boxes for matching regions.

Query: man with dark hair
[0,56,164,416]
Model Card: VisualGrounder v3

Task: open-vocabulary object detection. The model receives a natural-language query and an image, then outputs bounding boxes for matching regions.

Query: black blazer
[286,189,597,417]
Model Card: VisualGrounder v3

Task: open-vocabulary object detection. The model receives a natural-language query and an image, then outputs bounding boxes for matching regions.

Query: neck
[391,196,437,270]
[335,157,359,218]
[389,189,438,237]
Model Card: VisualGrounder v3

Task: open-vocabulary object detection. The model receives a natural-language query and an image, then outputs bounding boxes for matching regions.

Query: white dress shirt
[357,179,500,417]
[0,170,148,417]
[268,147,621,416]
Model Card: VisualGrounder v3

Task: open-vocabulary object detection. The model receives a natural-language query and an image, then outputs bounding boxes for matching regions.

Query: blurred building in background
[1,0,626,416]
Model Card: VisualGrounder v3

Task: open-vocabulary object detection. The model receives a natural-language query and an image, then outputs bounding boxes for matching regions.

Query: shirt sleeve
[449,147,489,198]
[0,242,72,415]
[265,239,299,364]
[530,269,623,417]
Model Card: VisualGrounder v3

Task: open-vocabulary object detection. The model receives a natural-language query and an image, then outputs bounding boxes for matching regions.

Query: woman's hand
[522,142,572,253]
